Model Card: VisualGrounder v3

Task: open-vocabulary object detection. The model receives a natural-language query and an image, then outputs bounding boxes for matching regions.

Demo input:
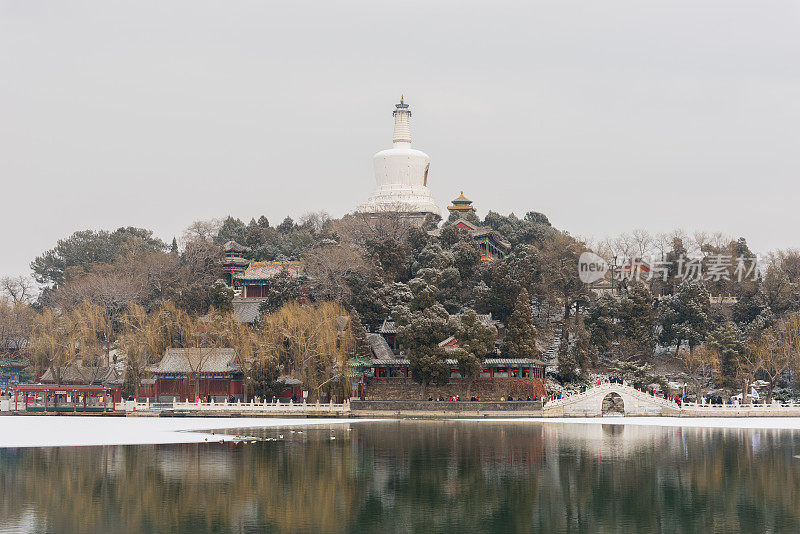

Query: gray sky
[1,0,799,279]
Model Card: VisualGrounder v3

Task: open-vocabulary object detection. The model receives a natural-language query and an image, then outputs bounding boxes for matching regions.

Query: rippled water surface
[2,420,800,533]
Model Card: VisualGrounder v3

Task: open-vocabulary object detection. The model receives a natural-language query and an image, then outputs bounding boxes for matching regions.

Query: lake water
[1,419,799,533]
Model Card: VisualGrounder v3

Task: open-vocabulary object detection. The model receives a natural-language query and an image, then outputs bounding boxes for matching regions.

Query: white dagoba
[357,97,442,221]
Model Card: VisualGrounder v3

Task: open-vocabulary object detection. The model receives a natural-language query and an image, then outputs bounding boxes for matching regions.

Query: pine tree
[348,309,372,359]
[500,289,537,359]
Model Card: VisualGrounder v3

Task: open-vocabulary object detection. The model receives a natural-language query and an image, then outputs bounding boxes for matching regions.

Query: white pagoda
[356,97,442,223]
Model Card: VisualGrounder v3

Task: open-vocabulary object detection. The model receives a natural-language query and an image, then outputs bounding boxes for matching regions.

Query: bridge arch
[601,392,624,415]
[543,383,681,417]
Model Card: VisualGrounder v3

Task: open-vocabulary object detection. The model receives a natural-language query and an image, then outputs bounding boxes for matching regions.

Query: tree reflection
[1,421,800,533]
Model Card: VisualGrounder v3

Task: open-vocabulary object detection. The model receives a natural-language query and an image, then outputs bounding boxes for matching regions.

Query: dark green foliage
[349,310,373,359]
[452,309,498,380]
[585,295,620,353]
[227,214,330,262]
[707,322,744,388]
[215,216,248,245]
[209,280,234,313]
[617,283,656,355]
[482,211,553,248]
[31,227,166,286]
[500,289,537,359]
[606,359,661,389]
[659,280,713,353]
[366,237,411,282]
[257,268,302,316]
[249,357,284,398]
[456,309,498,358]
[446,210,480,226]
[394,303,454,386]
[409,350,450,386]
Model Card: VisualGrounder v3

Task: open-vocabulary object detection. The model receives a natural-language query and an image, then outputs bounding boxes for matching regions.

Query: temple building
[356,97,441,224]
[447,191,477,218]
[429,216,511,261]
[234,261,303,298]
[222,240,250,286]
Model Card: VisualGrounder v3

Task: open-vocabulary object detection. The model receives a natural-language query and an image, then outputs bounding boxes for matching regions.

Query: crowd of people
[427,394,540,402]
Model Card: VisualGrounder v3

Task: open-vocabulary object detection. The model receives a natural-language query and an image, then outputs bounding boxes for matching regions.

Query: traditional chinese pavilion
[234,261,303,298]
[429,217,511,261]
[141,348,303,402]
[143,348,245,402]
[222,240,250,286]
[447,191,477,217]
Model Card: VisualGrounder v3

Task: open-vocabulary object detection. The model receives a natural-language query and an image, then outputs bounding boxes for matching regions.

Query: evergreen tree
[707,322,744,389]
[500,289,537,359]
[208,280,234,313]
[659,280,714,354]
[618,282,656,356]
[249,356,284,399]
[348,309,372,359]
[585,294,620,353]
[214,216,247,245]
[394,303,453,386]
[258,268,302,316]
[170,237,179,254]
[454,309,498,379]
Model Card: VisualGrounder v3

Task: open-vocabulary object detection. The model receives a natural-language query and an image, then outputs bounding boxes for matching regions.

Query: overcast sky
[1,0,799,279]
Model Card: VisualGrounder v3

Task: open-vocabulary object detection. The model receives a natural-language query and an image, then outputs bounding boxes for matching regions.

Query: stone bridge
[543,382,681,417]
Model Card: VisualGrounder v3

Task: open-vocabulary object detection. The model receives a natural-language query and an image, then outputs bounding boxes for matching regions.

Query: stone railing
[128,398,350,414]
[350,400,543,413]
[544,382,680,410]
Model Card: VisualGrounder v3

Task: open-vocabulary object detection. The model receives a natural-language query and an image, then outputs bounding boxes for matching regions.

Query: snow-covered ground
[0,416,361,448]
[3,416,800,449]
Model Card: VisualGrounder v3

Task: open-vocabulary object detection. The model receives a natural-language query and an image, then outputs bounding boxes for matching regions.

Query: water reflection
[1,421,800,533]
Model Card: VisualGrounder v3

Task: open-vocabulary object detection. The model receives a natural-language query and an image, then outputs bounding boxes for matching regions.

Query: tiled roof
[223,257,250,266]
[224,240,250,253]
[451,191,472,203]
[235,261,302,281]
[40,364,122,386]
[367,334,395,360]
[232,298,264,323]
[378,319,397,334]
[148,348,240,374]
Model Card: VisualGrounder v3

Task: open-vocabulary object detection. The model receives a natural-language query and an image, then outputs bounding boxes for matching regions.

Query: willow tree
[260,301,355,402]
[72,300,116,370]
[120,302,176,397]
[28,308,77,385]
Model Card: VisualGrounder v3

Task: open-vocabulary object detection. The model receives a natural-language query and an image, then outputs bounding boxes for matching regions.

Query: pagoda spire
[392,96,411,146]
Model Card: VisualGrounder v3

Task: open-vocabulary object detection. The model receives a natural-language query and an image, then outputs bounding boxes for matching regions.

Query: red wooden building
[12,384,120,413]
[142,348,245,402]
[234,261,303,298]
[139,348,305,402]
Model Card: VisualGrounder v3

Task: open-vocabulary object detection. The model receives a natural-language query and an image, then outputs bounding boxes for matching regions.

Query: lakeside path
[0,416,370,448]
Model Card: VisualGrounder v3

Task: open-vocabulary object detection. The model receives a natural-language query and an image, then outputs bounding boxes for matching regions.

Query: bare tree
[298,211,332,233]
[303,244,372,303]
[0,299,34,357]
[762,313,800,402]
[1,276,35,304]
[335,208,413,247]
[679,346,719,401]
[182,219,222,244]
[630,229,654,258]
